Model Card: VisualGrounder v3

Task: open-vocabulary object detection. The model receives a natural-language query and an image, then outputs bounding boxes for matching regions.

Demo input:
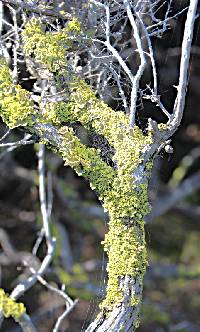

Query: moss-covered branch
[0,18,156,331]
[58,126,116,196]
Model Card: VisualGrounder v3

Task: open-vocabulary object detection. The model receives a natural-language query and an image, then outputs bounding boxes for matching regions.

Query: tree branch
[1,0,71,19]
[170,0,198,132]
[123,0,146,129]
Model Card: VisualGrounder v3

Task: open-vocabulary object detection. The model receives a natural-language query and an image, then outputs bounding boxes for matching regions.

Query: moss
[0,288,26,321]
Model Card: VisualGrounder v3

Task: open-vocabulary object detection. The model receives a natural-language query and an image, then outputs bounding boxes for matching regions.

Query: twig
[23,263,77,332]
[47,171,53,219]
[38,145,51,240]
[0,134,36,147]
[0,133,36,160]
[137,12,158,95]
[17,313,37,332]
[53,300,78,332]
[147,6,189,35]
[142,85,172,120]
[0,1,3,34]
[170,0,198,131]
[10,144,56,300]
[9,4,20,84]
[123,0,146,129]
[0,128,11,142]
[32,229,44,256]
[90,0,146,129]
[1,0,71,19]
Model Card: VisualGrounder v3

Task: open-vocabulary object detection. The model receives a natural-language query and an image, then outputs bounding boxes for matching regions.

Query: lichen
[0,58,35,128]
[0,288,26,321]
[158,123,168,132]
[54,85,153,310]
[100,162,152,310]
[0,17,155,320]
[40,74,153,311]
[22,17,81,72]
[58,126,116,197]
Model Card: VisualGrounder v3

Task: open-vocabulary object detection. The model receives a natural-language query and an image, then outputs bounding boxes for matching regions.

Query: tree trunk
[86,276,143,331]
[86,213,147,332]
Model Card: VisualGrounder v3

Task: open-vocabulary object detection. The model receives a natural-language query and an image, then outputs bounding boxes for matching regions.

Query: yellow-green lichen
[100,163,152,309]
[0,17,155,319]
[158,123,168,131]
[22,18,81,72]
[39,74,153,312]
[43,77,152,150]
[66,18,81,34]
[54,84,153,311]
[58,126,115,197]
[0,59,35,128]
[101,219,146,308]
[42,101,73,125]
[0,288,26,321]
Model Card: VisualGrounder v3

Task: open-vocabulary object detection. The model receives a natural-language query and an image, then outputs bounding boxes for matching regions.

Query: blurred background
[0,1,200,331]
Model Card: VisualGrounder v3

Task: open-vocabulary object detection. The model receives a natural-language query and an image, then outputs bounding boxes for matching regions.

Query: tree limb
[170,0,198,132]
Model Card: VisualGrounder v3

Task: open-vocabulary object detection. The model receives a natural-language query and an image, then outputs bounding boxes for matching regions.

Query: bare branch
[170,0,198,131]
[17,313,37,332]
[10,145,56,300]
[0,128,11,142]
[23,264,77,332]
[1,0,72,19]
[0,134,36,147]
[123,0,146,128]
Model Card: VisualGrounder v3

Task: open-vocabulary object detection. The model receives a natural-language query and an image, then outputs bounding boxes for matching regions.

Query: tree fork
[0,0,198,330]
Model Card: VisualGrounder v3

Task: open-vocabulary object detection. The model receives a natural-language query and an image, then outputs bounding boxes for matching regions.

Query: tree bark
[86,209,147,332]
[86,275,143,332]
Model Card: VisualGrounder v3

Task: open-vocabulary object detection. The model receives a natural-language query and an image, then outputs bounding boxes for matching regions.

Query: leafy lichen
[0,288,26,321]
[0,58,35,129]
[54,84,153,310]
[58,126,116,197]
[22,17,81,72]
[0,18,155,319]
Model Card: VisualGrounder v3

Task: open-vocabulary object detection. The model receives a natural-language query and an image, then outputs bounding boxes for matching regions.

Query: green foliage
[0,288,26,321]
[142,303,170,326]
[57,265,92,300]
